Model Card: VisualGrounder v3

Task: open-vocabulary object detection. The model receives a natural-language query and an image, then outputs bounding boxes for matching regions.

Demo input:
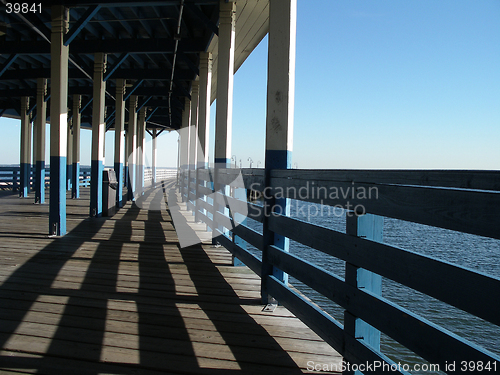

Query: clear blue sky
[1,0,499,170]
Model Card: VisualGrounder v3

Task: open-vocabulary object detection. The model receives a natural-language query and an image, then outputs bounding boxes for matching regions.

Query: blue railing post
[343,212,383,374]
[12,168,19,192]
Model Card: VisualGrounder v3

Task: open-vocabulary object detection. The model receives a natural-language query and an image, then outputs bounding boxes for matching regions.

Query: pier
[0,184,341,373]
[0,1,499,374]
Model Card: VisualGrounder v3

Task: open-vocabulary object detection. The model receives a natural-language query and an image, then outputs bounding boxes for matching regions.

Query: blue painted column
[135,106,146,198]
[213,0,236,243]
[114,79,125,207]
[344,214,383,375]
[72,95,81,199]
[90,52,106,218]
[49,5,69,236]
[126,95,137,201]
[19,96,30,198]
[188,80,199,214]
[261,0,297,303]
[179,98,191,202]
[35,79,47,204]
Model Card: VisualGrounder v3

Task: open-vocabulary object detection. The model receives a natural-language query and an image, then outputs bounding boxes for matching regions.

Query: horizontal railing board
[212,191,263,223]
[267,276,407,375]
[232,224,264,251]
[196,168,212,182]
[269,214,500,327]
[268,246,500,370]
[270,176,500,240]
[197,184,213,197]
[247,202,264,223]
[195,210,213,231]
[215,230,262,277]
[271,169,500,191]
[195,197,213,213]
[214,210,234,232]
[213,192,251,218]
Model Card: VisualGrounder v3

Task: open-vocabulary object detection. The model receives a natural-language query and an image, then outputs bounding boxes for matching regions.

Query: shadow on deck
[0,180,341,374]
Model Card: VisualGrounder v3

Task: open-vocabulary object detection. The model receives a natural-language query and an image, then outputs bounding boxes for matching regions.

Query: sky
[1,0,499,170]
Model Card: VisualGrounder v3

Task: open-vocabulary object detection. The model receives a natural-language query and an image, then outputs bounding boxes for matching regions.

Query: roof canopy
[0,0,269,130]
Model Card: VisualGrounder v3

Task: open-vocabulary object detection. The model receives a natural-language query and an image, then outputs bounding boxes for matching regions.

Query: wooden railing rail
[179,167,500,373]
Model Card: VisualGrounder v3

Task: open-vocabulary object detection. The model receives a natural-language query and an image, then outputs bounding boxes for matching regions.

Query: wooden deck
[0,180,342,374]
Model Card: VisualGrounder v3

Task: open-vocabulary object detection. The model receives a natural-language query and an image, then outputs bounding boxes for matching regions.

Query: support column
[261,0,297,303]
[198,52,212,166]
[126,95,137,201]
[19,96,30,198]
[212,0,236,243]
[179,98,191,202]
[196,52,212,222]
[49,5,69,236]
[214,0,235,167]
[152,127,157,186]
[72,95,81,199]
[90,52,106,217]
[35,79,47,203]
[344,214,383,374]
[135,106,146,198]
[188,80,199,212]
[114,79,125,207]
[66,118,73,191]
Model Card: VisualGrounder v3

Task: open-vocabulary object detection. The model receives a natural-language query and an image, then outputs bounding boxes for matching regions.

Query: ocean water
[246,199,500,374]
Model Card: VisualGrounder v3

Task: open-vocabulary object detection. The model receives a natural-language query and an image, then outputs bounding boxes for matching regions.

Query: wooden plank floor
[0,181,342,374]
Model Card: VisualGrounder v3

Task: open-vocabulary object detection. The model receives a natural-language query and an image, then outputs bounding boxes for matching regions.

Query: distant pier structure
[1,1,499,374]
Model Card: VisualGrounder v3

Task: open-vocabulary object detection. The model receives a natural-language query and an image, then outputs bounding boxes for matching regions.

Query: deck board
[0,183,342,374]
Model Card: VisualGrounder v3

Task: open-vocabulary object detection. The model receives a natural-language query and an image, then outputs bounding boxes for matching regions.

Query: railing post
[12,168,18,192]
[261,0,296,304]
[343,212,383,374]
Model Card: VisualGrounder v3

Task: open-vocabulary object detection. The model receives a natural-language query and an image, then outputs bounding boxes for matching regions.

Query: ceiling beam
[0,38,206,54]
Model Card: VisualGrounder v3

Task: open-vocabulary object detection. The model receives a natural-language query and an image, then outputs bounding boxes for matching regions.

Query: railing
[0,166,178,191]
[0,166,91,191]
[144,167,178,186]
[180,167,500,374]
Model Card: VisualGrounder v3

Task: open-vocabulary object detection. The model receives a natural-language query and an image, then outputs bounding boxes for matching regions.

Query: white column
[152,127,157,185]
[72,95,81,199]
[179,98,191,202]
[20,96,30,198]
[90,52,106,217]
[35,78,47,203]
[135,106,146,197]
[261,0,297,303]
[189,80,199,169]
[126,95,137,201]
[49,5,69,236]
[214,0,235,166]
[114,79,126,207]
[198,52,212,166]
[66,118,73,190]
